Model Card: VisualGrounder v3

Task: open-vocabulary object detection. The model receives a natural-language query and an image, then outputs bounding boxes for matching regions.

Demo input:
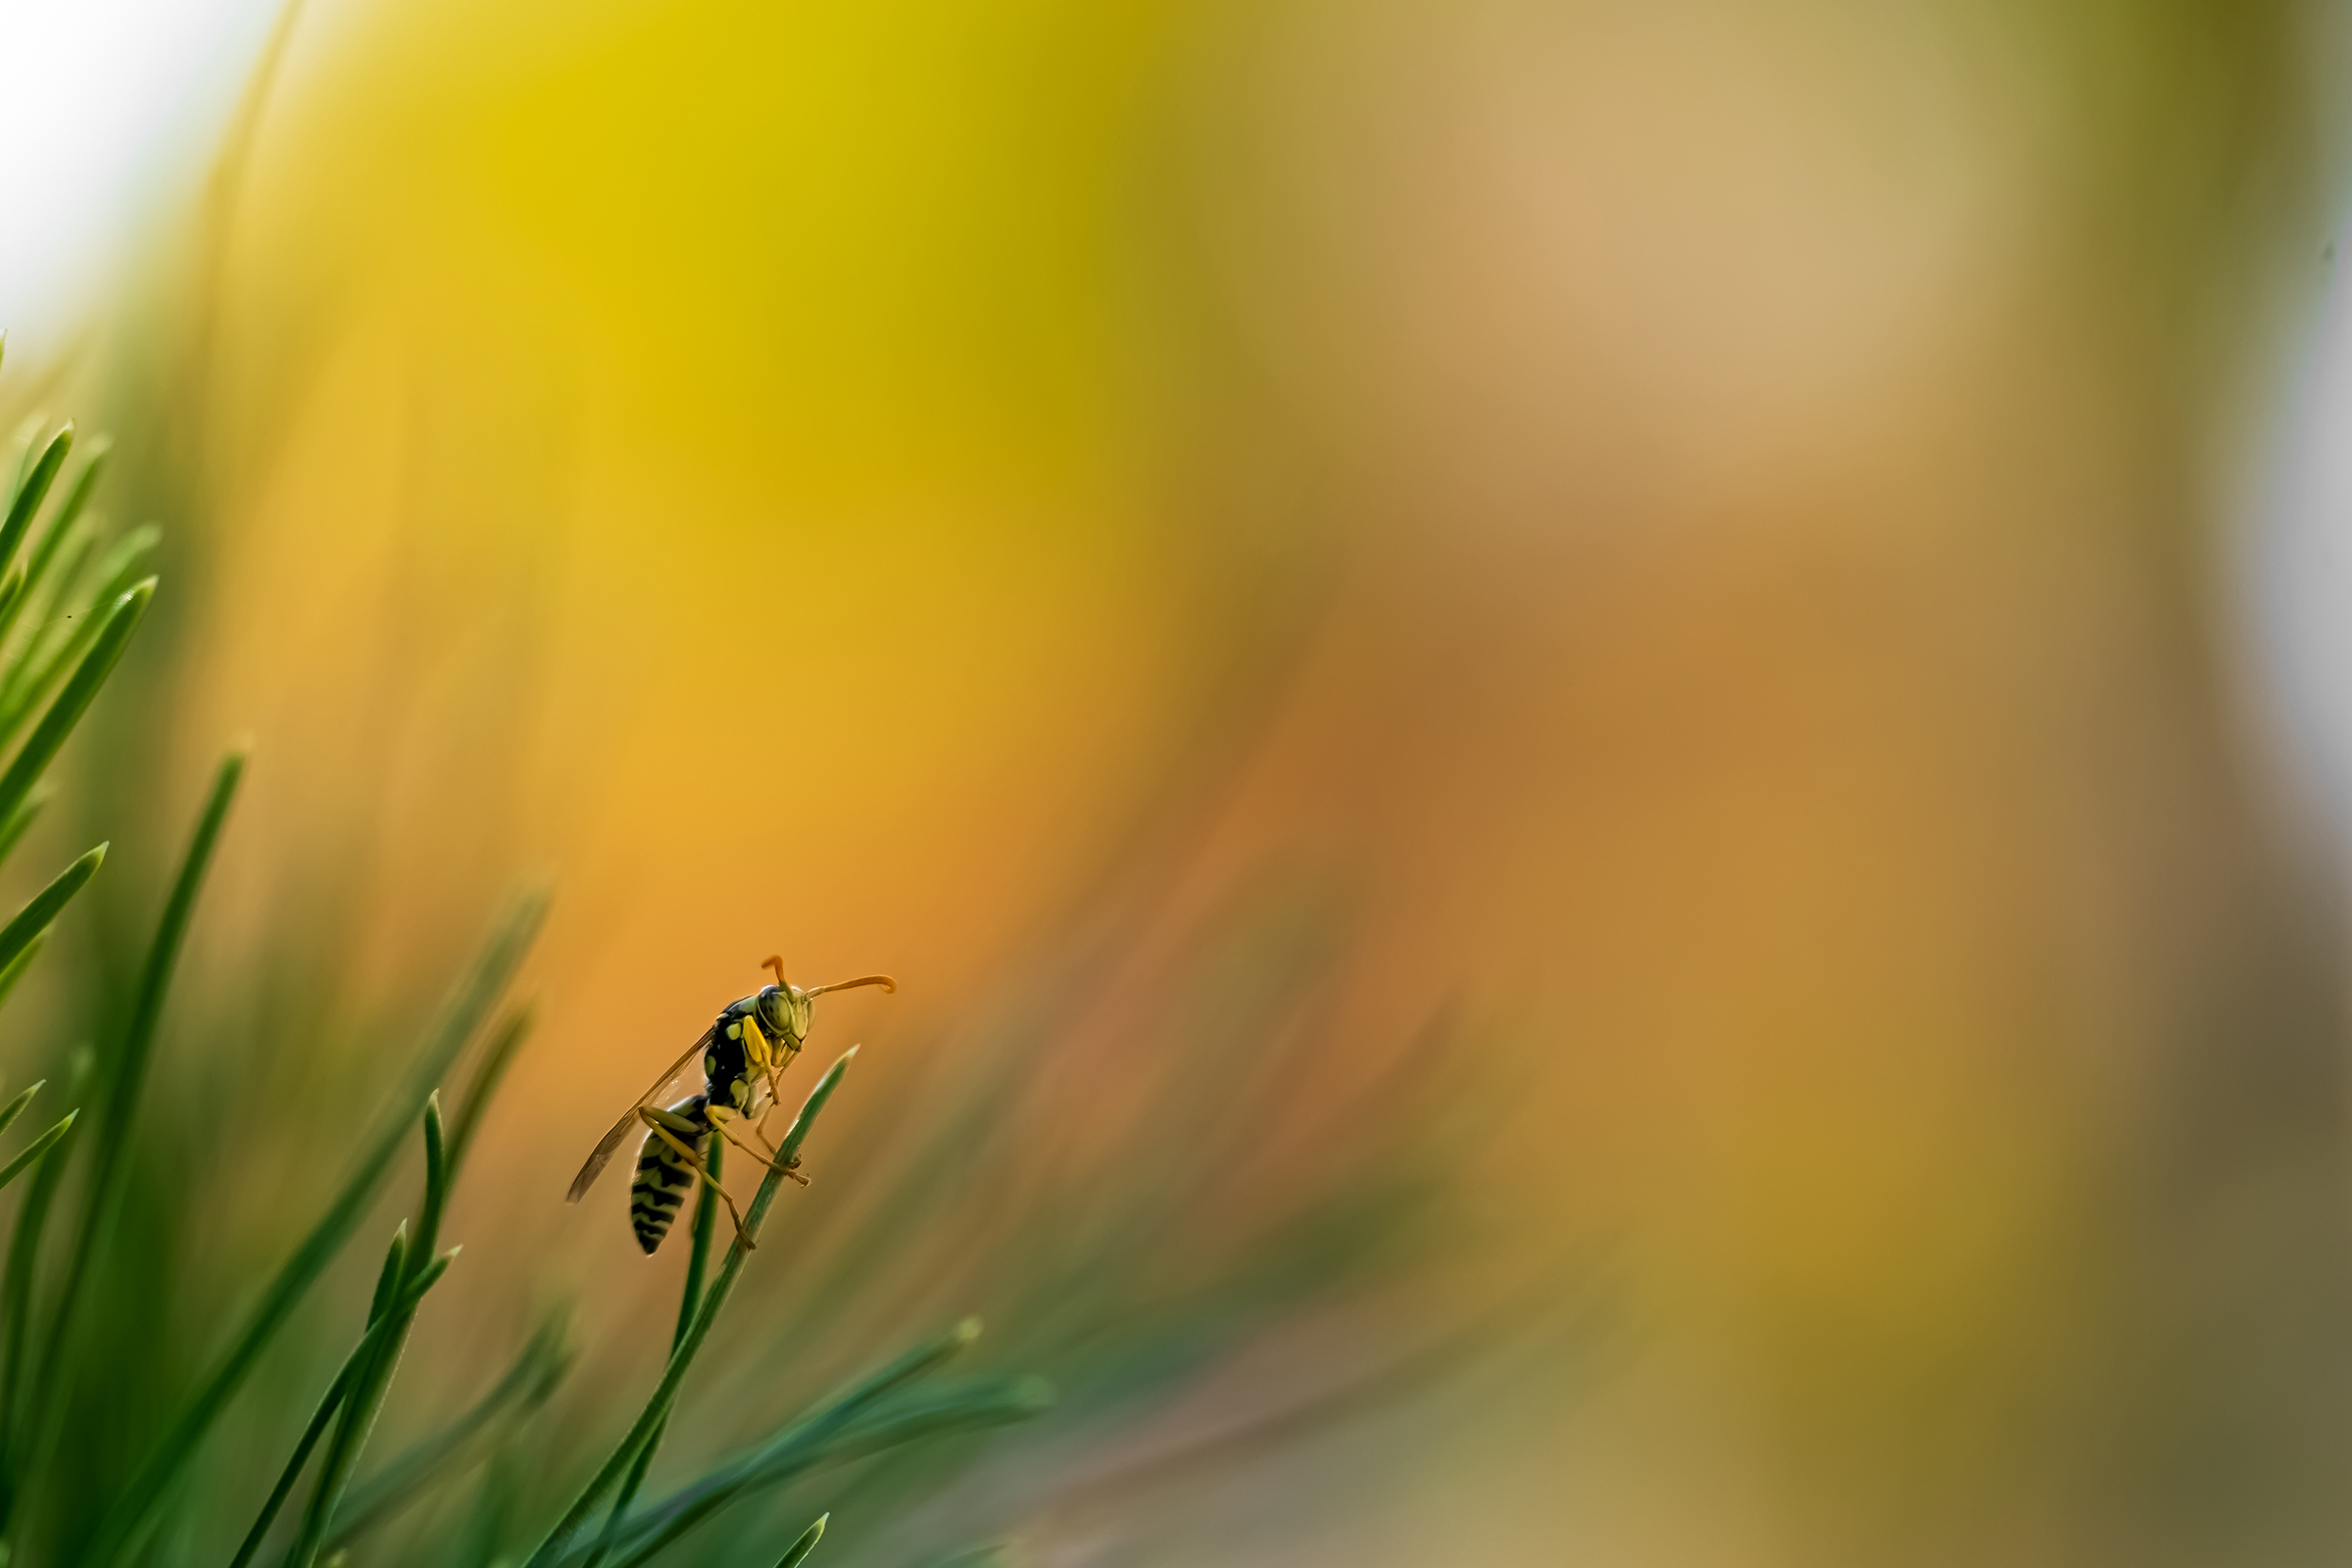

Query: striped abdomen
[630,1095,710,1253]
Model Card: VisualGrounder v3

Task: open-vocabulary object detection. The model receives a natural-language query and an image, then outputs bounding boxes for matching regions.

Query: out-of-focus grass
[0,265,1519,1568]
[0,389,165,1549]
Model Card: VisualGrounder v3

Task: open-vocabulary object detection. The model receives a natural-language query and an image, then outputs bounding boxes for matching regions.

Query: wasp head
[755,956,896,1061]
[754,982,815,1054]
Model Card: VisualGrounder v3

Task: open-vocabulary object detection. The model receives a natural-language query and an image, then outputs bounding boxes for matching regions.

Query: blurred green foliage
[0,385,1506,1568]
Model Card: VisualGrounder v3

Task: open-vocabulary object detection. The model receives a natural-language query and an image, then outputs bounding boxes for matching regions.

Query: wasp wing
[565,1027,715,1203]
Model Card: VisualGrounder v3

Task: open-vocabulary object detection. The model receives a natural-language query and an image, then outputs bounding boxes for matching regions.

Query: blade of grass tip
[0,1081,41,1145]
[0,845,104,983]
[23,755,238,1488]
[0,579,152,833]
[447,1003,533,1178]
[775,1515,827,1568]
[89,888,548,1567]
[0,784,52,873]
[521,1051,858,1568]
[581,1137,726,1568]
[369,1225,411,1326]
[0,425,69,572]
[413,1094,449,1264]
[0,1112,73,1196]
[325,1316,572,1552]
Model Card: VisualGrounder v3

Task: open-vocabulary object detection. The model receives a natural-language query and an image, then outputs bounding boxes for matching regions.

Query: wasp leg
[638,1110,754,1249]
[707,1109,809,1186]
[742,1012,791,1120]
[731,1111,811,1185]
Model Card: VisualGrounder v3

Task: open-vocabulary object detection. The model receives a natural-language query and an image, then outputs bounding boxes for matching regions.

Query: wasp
[565,957,895,1251]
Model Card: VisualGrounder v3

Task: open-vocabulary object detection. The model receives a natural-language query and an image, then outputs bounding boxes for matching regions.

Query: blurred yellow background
[29,0,2351,1562]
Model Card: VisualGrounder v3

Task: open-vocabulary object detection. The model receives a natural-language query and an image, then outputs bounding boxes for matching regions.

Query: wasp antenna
[762,955,789,989]
[805,974,897,998]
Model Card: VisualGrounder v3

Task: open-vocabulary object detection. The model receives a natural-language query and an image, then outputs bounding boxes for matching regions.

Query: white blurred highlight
[0,0,279,357]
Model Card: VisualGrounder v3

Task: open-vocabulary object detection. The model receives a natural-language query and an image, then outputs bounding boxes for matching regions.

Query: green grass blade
[0,522,95,670]
[0,578,152,831]
[522,1051,858,1568]
[282,1206,463,1568]
[0,426,69,572]
[0,1082,41,1145]
[0,440,110,663]
[582,1136,726,1568]
[81,524,160,612]
[0,498,88,663]
[24,755,240,1475]
[324,1316,570,1551]
[279,982,486,1568]
[0,416,39,505]
[368,1225,409,1327]
[676,1135,723,1357]
[0,1112,74,1196]
[0,553,91,725]
[375,1250,457,1324]
[0,935,41,1016]
[0,844,104,979]
[42,439,108,539]
[774,1514,827,1568]
[224,1326,378,1568]
[595,1321,989,1568]
[11,513,73,600]
[12,504,85,624]
[0,533,160,747]
[0,574,26,657]
[0,1110,75,1500]
[87,889,547,1566]
[606,1378,1049,1568]
[413,1094,449,1266]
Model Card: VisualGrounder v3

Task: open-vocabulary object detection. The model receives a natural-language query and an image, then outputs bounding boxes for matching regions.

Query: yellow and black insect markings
[628,1094,711,1251]
[567,956,895,1252]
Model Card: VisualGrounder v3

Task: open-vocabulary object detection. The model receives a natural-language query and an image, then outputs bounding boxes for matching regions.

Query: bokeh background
[9,0,2352,1563]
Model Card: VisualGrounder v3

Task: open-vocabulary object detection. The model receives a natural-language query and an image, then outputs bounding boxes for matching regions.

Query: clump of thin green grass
[0,372,170,1538]
[0,325,1526,1568]
[0,423,1031,1568]
[0,357,1049,1566]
